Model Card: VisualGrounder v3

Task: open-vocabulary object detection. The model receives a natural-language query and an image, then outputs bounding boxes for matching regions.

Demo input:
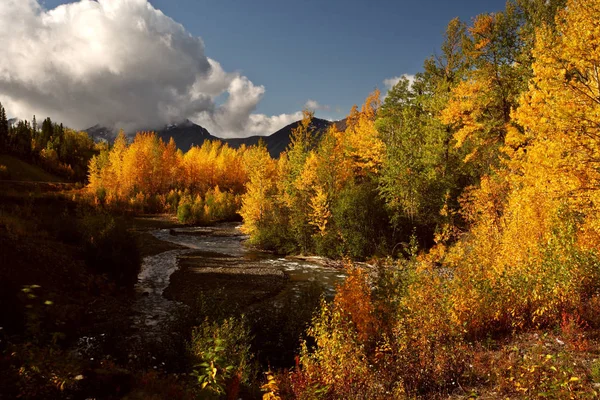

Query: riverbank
[129,215,187,258]
[0,187,152,398]
[0,193,346,398]
[133,222,346,369]
[165,251,287,313]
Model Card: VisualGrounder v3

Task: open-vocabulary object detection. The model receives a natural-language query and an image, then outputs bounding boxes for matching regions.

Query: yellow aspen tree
[512,0,600,250]
[161,137,180,193]
[282,110,318,252]
[308,186,331,236]
[443,0,600,332]
[182,145,202,193]
[87,150,108,199]
[239,144,278,238]
[107,130,128,200]
[441,3,526,175]
[343,90,385,175]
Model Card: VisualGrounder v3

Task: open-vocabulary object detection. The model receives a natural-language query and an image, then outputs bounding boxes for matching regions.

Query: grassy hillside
[0,154,65,183]
[0,185,150,399]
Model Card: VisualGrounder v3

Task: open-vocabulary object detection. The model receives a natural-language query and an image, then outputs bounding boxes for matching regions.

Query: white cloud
[304,99,330,112]
[0,0,300,137]
[383,74,416,92]
[193,74,303,138]
[304,99,320,110]
[245,112,304,137]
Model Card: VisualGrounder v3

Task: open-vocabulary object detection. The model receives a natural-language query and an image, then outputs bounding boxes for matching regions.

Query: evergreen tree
[0,102,8,152]
[40,117,53,151]
[10,120,32,156]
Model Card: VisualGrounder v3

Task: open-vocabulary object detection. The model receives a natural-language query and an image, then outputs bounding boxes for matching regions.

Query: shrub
[95,187,106,205]
[332,181,390,259]
[80,213,141,288]
[0,163,10,179]
[177,194,193,223]
[293,299,384,399]
[191,194,205,224]
[189,317,255,398]
[489,336,593,399]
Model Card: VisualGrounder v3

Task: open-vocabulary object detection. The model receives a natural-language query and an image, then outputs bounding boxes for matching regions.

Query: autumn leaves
[87,133,246,221]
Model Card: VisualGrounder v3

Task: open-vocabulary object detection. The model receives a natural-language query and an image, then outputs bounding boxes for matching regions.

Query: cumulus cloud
[383,74,416,93]
[303,99,330,112]
[0,0,300,137]
[192,71,303,138]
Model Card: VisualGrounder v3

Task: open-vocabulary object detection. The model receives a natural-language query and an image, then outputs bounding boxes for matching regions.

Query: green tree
[333,180,389,258]
[440,2,527,176]
[40,117,53,152]
[0,102,8,151]
[377,19,470,243]
[281,110,318,253]
[9,120,32,157]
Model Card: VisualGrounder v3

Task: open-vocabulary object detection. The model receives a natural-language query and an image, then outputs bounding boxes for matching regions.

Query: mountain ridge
[84,117,347,158]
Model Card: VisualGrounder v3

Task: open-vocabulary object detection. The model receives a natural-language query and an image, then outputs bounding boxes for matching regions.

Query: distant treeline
[0,103,98,181]
[87,133,249,223]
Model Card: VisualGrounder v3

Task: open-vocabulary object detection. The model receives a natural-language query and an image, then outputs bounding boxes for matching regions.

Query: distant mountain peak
[165,119,194,130]
[85,120,216,150]
[223,117,347,158]
[84,117,347,158]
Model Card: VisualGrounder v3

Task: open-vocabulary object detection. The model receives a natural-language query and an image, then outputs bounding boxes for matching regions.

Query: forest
[2,0,600,398]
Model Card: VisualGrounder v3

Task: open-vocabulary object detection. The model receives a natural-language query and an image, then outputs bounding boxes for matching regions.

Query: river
[131,223,346,337]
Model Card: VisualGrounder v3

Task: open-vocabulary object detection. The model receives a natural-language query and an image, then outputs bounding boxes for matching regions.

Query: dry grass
[0,154,65,182]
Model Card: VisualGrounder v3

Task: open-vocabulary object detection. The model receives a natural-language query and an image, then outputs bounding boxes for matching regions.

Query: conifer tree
[40,117,53,151]
[0,102,8,151]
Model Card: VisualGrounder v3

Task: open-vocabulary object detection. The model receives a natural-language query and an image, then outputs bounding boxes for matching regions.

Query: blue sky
[0,0,509,137]
[40,0,507,122]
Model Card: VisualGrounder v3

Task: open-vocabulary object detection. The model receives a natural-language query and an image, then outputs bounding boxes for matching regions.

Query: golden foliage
[87,132,246,218]
[238,144,278,237]
[291,2,600,398]
[343,90,385,174]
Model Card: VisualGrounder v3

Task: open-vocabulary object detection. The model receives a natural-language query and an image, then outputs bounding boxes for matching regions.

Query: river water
[131,223,346,336]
